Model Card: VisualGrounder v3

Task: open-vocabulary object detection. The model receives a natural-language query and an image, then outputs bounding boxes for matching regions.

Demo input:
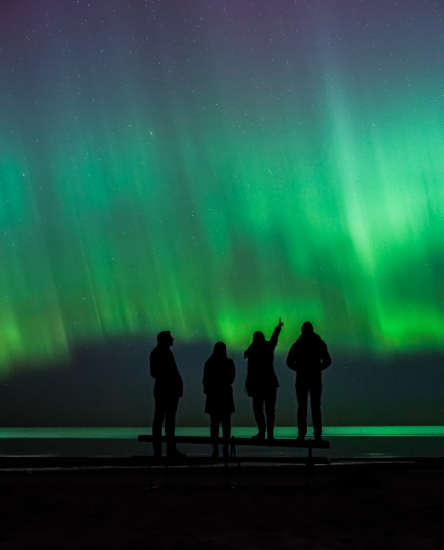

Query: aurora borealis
[1,0,444,379]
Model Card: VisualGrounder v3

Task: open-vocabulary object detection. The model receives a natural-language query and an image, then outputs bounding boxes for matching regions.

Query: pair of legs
[252,388,277,439]
[152,395,180,457]
[210,414,231,457]
[296,377,322,439]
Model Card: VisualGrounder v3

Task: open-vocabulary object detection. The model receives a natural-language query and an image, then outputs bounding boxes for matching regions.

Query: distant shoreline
[2,426,444,438]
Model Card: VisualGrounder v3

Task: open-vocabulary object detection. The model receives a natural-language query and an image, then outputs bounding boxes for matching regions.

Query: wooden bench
[137,435,330,466]
[138,435,330,489]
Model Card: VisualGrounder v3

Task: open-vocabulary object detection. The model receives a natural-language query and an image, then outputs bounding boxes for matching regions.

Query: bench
[137,435,330,466]
[138,435,330,489]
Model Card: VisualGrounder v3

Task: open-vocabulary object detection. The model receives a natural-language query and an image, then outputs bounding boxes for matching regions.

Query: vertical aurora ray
[0,0,444,375]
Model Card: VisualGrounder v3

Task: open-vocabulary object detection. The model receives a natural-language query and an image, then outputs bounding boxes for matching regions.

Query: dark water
[0,427,443,459]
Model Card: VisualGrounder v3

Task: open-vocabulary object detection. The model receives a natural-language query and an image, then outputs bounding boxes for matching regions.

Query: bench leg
[307,447,313,467]
[230,439,239,467]
[222,438,240,489]
[303,447,317,493]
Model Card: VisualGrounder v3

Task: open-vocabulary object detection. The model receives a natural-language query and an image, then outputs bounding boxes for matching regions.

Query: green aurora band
[1,1,444,374]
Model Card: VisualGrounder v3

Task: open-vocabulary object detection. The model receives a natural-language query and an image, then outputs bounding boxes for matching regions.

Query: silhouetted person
[150,331,185,458]
[286,321,331,441]
[244,319,283,440]
[203,342,235,458]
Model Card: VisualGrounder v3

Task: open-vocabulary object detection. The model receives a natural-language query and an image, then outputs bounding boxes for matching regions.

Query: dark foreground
[1,461,443,549]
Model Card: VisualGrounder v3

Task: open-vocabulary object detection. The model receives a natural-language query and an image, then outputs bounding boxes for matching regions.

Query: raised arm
[269,318,284,349]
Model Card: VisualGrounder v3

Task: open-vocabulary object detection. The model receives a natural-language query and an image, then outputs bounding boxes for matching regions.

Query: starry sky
[1,0,444,386]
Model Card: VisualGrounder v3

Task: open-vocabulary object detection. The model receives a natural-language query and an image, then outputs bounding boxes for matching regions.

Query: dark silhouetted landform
[1,335,443,426]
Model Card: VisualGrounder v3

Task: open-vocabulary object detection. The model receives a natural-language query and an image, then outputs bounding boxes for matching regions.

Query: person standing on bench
[286,321,331,441]
[244,318,283,440]
[150,330,186,459]
[203,342,236,458]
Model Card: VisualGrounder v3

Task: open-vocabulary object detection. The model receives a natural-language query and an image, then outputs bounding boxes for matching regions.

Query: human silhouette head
[252,331,266,345]
[213,341,227,357]
[157,330,174,347]
[301,321,314,336]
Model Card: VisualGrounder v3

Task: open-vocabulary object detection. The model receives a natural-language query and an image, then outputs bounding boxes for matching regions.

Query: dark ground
[1,462,443,549]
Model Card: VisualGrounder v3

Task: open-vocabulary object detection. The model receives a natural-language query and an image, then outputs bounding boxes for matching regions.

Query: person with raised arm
[244,318,283,440]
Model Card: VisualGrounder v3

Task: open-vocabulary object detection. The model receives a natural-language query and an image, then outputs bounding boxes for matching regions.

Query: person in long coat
[286,321,331,440]
[203,341,235,458]
[150,330,185,458]
[244,318,283,440]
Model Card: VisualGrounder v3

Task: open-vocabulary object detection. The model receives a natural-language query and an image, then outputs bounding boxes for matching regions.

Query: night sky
[1,1,443,425]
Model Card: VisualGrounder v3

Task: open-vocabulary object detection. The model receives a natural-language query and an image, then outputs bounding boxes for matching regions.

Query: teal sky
[1,0,444,374]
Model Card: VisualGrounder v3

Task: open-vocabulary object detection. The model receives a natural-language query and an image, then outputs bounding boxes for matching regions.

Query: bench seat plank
[138,435,329,449]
